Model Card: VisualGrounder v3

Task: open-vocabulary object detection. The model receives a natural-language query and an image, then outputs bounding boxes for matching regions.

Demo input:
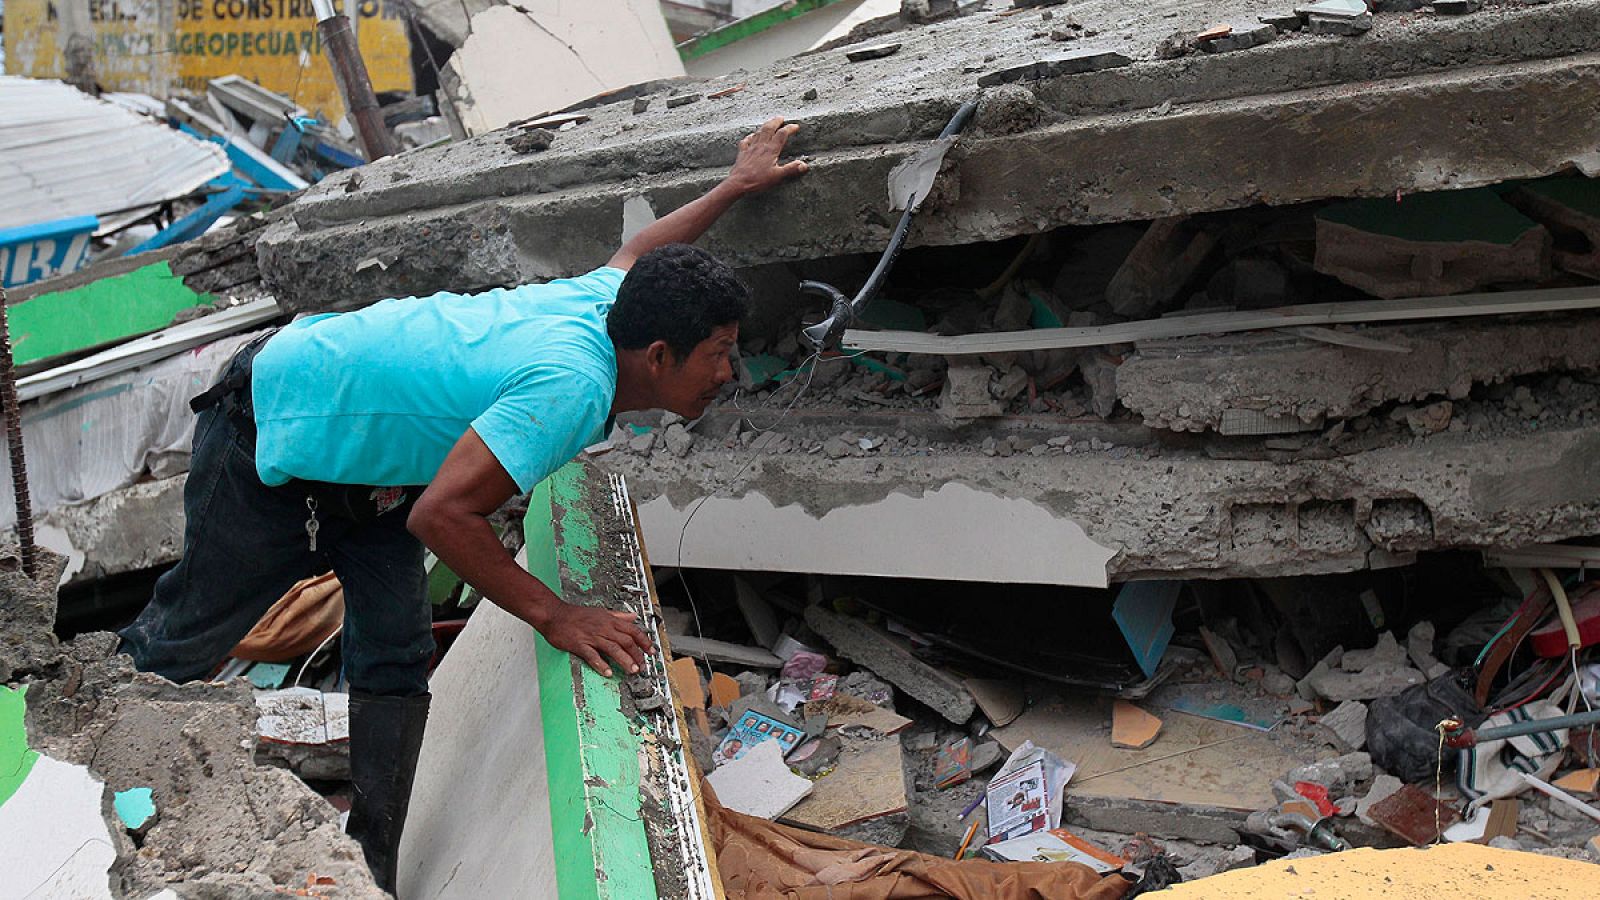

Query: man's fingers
[761,116,784,134]
[578,645,612,677]
[596,637,638,674]
[782,159,809,177]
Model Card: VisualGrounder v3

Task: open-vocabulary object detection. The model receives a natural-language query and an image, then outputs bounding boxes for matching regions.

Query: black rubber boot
[346,691,430,895]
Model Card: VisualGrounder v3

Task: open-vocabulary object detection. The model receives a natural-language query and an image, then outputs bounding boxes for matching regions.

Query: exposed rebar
[0,288,36,579]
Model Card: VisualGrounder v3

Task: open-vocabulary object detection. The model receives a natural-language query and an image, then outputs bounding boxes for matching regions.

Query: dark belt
[191,332,421,524]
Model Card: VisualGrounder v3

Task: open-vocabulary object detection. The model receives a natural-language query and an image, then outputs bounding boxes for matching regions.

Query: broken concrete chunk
[1203,23,1277,53]
[1286,751,1373,792]
[1374,0,1427,9]
[939,362,1003,421]
[632,96,650,114]
[977,48,1132,87]
[1306,12,1373,34]
[845,42,902,62]
[1319,700,1370,751]
[1260,12,1304,30]
[663,422,694,457]
[1433,0,1481,13]
[805,606,975,724]
[1405,622,1451,680]
[1341,632,1409,673]
[1303,664,1425,702]
[1079,354,1120,418]
[505,128,555,154]
[666,93,702,109]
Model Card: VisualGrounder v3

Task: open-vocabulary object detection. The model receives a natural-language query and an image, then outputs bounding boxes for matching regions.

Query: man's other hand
[542,604,651,677]
[726,118,808,196]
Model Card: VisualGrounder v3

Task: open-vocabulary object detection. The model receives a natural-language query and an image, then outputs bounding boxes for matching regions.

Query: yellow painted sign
[3,0,413,123]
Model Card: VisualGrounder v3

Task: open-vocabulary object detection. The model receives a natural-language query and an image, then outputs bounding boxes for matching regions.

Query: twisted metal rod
[0,287,37,579]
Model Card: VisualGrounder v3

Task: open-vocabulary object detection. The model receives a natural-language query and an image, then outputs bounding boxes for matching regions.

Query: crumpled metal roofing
[0,76,229,230]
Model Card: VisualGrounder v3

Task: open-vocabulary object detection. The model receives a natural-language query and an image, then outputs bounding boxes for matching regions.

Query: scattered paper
[982,828,1127,872]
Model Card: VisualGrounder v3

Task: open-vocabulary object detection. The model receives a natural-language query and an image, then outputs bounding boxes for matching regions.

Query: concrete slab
[259,0,1600,312]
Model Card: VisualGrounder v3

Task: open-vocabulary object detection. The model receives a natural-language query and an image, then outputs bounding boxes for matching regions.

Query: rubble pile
[656,565,1600,891]
[1,548,383,899]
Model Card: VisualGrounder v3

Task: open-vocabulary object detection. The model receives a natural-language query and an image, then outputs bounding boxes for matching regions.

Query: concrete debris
[938,362,1003,421]
[505,128,555,154]
[1433,0,1481,13]
[845,42,903,62]
[0,551,67,682]
[1319,700,1370,751]
[1306,11,1374,34]
[977,48,1132,86]
[1286,751,1373,793]
[1106,217,1218,317]
[805,606,974,724]
[1405,621,1451,680]
[1299,635,1426,702]
[1202,22,1277,53]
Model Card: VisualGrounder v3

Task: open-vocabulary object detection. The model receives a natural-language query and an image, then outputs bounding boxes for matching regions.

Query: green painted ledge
[9,260,215,367]
[526,463,658,900]
[0,685,40,810]
[678,0,849,60]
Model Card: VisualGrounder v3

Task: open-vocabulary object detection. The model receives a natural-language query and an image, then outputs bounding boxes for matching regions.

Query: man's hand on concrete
[725,117,808,196]
[542,604,651,677]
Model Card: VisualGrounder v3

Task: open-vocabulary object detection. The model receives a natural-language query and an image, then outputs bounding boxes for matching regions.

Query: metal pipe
[313,8,396,162]
[801,97,980,350]
[0,288,37,579]
[1442,708,1600,748]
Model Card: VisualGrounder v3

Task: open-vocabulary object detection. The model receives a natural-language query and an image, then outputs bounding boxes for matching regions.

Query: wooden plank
[843,285,1600,355]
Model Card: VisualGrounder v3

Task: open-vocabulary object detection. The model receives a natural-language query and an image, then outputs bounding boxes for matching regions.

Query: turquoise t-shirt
[250,267,623,492]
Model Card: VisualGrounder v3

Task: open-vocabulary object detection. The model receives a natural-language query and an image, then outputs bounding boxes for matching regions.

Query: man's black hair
[609,244,747,360]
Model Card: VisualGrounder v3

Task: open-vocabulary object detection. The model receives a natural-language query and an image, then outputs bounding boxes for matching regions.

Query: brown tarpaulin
[703,783,1133,900]
[231,572,344,662]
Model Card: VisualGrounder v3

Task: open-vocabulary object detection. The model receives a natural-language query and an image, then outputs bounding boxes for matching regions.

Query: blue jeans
[120,354,434,697]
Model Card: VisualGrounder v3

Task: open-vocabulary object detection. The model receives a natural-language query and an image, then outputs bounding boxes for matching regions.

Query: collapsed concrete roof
[259,0,1600,311]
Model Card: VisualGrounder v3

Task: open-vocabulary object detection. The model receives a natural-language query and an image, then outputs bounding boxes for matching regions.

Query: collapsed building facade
[43,0,1600,591]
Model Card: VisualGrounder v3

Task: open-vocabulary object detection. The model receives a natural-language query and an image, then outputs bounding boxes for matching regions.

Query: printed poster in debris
[714,710,804,767]
[986,758,1049,842]
[982,828,1128,873]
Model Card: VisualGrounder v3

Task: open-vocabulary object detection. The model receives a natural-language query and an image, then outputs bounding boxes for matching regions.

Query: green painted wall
[10,261,215,366]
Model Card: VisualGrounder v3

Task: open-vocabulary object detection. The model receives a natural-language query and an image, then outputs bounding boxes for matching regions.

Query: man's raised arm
[607,117,808,271]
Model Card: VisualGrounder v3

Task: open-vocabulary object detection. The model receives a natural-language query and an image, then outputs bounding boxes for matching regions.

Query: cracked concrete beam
[608,421,1600,584]
[1117,313,1600,433]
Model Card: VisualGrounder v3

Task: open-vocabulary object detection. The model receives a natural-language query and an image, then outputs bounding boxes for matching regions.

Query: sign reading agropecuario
[2,0,413,123]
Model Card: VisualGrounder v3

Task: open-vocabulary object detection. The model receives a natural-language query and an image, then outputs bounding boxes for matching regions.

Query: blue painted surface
[113,787,156,829]
[125,177,250,257]
[245,661,293,689]
[1112,580,1181,679]
[0,216,99,288]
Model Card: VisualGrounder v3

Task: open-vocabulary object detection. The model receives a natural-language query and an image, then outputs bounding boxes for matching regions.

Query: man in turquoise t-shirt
[119,119,807,892]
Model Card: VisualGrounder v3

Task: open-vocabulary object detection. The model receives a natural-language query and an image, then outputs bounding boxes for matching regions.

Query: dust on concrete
[6,548,384,899]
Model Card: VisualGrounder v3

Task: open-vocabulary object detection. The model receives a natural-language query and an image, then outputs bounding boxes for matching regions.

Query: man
[119,118,807,892]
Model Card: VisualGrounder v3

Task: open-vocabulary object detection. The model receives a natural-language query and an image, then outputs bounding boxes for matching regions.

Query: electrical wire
[671,350,854,664]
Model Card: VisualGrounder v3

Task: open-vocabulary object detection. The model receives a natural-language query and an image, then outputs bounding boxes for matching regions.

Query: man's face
[657,324,738,419]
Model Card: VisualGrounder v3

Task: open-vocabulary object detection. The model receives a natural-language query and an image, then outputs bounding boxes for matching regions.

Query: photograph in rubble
[7,0,1600,896]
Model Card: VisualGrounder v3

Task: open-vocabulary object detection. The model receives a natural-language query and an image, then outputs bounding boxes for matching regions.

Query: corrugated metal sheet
[0,76,229,230]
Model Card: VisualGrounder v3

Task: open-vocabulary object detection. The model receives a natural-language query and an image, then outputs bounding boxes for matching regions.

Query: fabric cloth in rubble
[703,781,1131,900]
[231,572,345,662]
[1458,700,1568,811]
[251,267,624,491]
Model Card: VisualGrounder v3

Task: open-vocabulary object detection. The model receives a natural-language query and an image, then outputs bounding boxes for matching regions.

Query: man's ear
[645,339,675,373]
